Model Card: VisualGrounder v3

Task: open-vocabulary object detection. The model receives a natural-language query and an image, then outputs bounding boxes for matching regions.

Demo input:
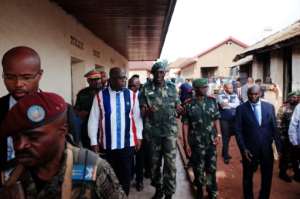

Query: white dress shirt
[288,103,300,146]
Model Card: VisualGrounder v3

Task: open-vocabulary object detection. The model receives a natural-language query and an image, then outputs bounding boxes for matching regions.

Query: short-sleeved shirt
[140,80,180,137]
[182,96,220,146]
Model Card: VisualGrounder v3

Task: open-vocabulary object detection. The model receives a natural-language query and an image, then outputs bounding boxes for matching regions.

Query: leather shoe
[279,173,292,182]
[136,182,144,191]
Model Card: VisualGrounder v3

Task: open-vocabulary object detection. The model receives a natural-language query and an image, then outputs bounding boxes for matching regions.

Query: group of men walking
[0,45,300,199]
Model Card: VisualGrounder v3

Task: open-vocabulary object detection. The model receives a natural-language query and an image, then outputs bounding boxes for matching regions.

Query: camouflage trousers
[150,136,177,195]
[190,143,217,198]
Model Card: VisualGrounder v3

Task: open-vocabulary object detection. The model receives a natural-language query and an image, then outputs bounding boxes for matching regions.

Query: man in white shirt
[217,83,240,164]
[288,96,300,182]
[241,77,254,102]
[88,67,143,195]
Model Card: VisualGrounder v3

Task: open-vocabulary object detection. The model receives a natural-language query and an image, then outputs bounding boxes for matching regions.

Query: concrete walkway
[129,150,194,199]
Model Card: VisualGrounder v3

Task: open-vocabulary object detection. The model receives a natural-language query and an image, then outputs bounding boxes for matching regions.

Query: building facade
[180,37,248,80]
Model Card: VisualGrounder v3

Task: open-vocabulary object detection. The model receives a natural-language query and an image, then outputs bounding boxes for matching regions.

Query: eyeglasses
[2,71,41,82]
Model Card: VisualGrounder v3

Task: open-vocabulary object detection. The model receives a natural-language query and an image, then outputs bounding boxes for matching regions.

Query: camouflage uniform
[182,96,220,199]
[140,79,179,195]
[277,103,300,177]
[19,145,126,199]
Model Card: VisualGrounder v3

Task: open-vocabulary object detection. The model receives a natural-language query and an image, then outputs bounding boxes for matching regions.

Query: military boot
[164,194,173,199]
[152,188,164,199]
[196,186,203,199]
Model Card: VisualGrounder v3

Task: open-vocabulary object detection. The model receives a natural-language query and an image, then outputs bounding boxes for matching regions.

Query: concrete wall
[128,70,149,84]
[251,57,263,80]
[0,0,128,103]
[194,42,245,78]
[292,45,300,90]
[181,64,195,79]
[270,50,284,95]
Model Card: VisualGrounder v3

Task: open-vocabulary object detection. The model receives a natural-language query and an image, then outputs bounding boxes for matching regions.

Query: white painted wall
[270,50,283,95]
[0,0,128,103]
[292,45,300,90]
[251,57,263,80]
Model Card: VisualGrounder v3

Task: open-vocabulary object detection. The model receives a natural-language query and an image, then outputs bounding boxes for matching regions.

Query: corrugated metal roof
[235,20,300,61]
[231,55,253,67]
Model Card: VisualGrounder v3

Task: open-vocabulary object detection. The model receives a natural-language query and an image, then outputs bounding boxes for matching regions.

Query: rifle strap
[61,144,73,199]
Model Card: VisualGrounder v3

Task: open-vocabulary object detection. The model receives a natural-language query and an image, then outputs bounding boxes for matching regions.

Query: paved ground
[129,119,300,199]
[217,139,300,199]
[129,150,194,199]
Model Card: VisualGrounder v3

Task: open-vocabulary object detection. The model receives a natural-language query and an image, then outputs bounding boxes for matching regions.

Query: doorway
[71,57,85,105]
[283,48,292,101]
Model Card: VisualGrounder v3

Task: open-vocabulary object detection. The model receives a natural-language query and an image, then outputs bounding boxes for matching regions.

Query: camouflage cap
[151,60,168,73]
[84,69,101,79]
[287,91,296,98]
[192,78,208,88]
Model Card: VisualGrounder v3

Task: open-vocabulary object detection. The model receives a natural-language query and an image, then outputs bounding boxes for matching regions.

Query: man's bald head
[2,46,43,100]
[2,46,41,71]
[247,85,261,103]
[224,82,233,94]
[109,67,126,91]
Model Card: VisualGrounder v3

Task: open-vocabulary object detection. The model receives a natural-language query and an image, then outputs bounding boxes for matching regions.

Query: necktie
[253,104,261,125]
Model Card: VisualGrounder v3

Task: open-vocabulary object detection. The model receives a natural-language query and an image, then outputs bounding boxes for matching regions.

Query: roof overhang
[52,0,177,61]
[234,21,300,61]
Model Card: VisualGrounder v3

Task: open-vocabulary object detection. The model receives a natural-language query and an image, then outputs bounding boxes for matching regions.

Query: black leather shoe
[164,194,172,199]
[136,182,144,191]
[293,174,300,182]
[279,173,292,182]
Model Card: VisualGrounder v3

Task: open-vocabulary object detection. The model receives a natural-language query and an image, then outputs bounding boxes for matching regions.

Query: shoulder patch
[72,164,98,181]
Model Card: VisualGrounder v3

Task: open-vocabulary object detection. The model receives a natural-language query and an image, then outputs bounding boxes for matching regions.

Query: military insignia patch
[27,105,45,123]
[72,164,97,181]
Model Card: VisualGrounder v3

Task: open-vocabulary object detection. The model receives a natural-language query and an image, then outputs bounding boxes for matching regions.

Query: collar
[9,95,17,109]
[250,100,261,107]
[108,86,125,93]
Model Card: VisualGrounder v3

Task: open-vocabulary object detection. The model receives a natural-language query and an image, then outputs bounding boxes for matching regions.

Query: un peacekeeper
[0,92,126,199]
[75,69,102,148]
[277,91,300,182]
[182,78,222,199]
[140,60,183,199]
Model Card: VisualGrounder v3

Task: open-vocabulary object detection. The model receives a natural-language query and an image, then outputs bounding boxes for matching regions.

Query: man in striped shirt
[88,67,143,195]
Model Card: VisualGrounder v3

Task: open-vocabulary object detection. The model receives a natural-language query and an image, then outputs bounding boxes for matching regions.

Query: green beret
[192,78,208,87]
[287,91,296,98]
[151,60,168,73]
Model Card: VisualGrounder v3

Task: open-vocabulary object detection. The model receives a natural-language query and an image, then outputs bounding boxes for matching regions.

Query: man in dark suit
[0,46,79,185]
[235,85,281,199]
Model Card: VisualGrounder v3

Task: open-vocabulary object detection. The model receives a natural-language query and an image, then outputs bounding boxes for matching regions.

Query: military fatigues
[140,80,179,195]
[182,96,220,199]
[75,87,99,148]
[277,103,300,177]
[19,144,126,199]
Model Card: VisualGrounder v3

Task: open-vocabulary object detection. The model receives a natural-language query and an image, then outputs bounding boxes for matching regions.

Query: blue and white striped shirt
[88,87,143,150]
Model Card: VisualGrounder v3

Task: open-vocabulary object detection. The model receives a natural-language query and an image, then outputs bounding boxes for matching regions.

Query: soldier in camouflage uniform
[140,60,183,199]
[182,78,222,199]
[0,92,126,199]
[75,69,102,148]
[277,91,300,182]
